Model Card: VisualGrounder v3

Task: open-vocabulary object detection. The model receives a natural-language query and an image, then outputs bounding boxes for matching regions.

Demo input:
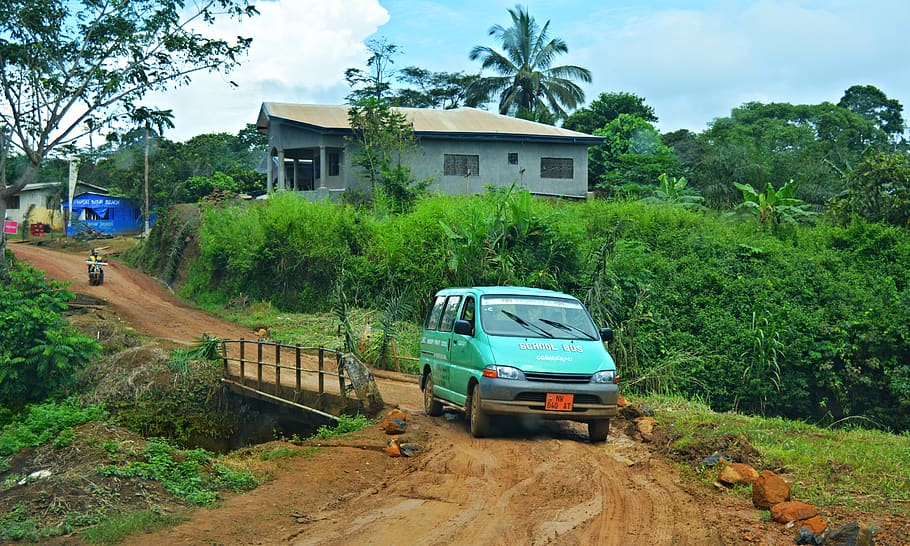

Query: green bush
[0,399,107,456]
[0,263,101,409]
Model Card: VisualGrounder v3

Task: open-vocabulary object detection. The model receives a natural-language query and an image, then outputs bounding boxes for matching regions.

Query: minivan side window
[438,296,462,332]
[460,296,476,326]
[425,296,447,330]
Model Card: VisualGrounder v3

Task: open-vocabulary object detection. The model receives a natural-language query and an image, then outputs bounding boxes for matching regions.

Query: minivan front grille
[524,372,592,384]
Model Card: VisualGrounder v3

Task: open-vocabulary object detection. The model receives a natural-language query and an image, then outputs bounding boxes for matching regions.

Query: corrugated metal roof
[258,103,601,143]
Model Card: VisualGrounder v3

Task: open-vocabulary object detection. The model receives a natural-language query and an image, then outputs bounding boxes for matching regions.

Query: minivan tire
[588,419,610,442]
[423,372,443,416]
[469,383,490,438]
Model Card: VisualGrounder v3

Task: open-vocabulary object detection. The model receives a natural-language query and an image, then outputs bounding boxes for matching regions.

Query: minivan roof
[434,286,578,299]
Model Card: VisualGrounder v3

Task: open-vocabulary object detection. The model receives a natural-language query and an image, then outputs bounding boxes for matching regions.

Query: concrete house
[3,181,108,231]
[255,103,602,200]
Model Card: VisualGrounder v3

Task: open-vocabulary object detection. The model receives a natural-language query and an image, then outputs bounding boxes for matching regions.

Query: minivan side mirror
[454,319,474,336]
[600,327,614,342]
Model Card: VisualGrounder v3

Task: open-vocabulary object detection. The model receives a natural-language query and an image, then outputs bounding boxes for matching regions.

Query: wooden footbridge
[220,339,385,422]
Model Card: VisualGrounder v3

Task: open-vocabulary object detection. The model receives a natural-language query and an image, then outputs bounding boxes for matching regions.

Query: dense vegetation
[132,189,910,432]
[0,261,100,413]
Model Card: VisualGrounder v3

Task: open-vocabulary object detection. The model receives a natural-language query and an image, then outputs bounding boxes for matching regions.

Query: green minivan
[419,286,619,442]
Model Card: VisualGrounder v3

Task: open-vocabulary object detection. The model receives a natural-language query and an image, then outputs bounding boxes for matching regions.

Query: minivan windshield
[479,295,599,340]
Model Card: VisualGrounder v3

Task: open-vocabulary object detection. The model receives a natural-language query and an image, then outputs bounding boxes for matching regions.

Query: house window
[328,152,340,176]
[5,196,20,209]
[540,157,574,179]
[444,154,479,176]
[508,152,518,165]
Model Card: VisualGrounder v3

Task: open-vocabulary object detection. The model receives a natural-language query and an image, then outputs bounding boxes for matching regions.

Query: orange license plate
[545,393,574,411]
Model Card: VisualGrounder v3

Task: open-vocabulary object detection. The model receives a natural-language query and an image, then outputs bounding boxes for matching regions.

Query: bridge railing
[220,338,349,399]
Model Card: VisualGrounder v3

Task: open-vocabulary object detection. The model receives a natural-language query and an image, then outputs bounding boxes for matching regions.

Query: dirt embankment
[10,243,813,545]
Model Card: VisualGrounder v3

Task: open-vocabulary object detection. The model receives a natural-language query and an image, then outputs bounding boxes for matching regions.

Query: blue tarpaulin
[63,193,152,236]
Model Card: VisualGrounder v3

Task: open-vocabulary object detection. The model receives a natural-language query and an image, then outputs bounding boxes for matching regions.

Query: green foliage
[0,261,101,408]
[184,192,370,311]
[563,92,657,134]
[733,179,816,230]
[644,173,705,209]
[0,399,107,457]
[829,151,910,227]
[99,438,257,505]
[0,502,53,542]
[176,171,241,202]
[590,114,683,193]
[312,414,372,439]
[690,99,895,208]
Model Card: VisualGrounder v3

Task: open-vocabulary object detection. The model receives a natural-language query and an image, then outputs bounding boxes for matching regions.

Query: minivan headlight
[591,370,617,384]
[482,365,526,380]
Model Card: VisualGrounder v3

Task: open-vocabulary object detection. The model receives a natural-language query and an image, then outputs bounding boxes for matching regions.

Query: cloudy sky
[149,0,910,141]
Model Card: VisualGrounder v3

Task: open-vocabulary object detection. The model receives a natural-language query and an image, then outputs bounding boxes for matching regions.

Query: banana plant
[733,179,816,229]
[647,173,705,209]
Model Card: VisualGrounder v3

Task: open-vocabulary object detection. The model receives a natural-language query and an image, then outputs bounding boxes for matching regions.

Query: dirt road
[12,243,755,545]
[10,242,253,344]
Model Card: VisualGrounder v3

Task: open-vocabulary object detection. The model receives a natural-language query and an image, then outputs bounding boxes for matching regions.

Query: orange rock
[380,409,407,434]
[799,515,828,534]
[752,470,791,509]
[634,416,658,435]
[770,501,819,523]
[385,437,401,457]
[617,393,630,407]
[718,462,759,485]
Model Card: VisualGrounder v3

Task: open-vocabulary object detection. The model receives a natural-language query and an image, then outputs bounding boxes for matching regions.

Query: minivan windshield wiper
[538,318,598,340]
[501,310,554,338]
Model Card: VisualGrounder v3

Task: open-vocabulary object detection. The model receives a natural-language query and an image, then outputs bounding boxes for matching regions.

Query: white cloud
[147,0,389,141]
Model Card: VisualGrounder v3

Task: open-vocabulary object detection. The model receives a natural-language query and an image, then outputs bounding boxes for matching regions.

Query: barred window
[444,154,479,176]
[5,196,20,209]
[508,152,518,165]
[328,152,340,176]
[540,157,574,179]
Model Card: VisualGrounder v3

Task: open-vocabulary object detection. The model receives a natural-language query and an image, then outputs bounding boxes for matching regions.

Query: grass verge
[638,394,910,515]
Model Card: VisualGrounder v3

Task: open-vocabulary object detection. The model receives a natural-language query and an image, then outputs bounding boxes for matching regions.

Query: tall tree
[468,5,591,122]
[129,107,174,236]
[345,38,400,103]
[0,0,257,276]
[563,92,657,134]
[838,85,906,142]
[392,67,480,110]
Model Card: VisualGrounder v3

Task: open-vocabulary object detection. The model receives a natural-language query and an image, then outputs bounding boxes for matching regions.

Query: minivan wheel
[423,372,443,416]
[588,419,610,442]
[469,383,490,438]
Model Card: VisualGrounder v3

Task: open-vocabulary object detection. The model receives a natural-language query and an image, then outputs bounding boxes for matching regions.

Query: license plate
[545,393,574,411]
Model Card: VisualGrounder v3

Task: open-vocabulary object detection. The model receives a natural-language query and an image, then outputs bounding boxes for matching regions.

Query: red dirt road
[10,242,252,344]
[12,243,771,545]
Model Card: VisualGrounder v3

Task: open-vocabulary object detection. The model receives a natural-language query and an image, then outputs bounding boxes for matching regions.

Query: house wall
[410,139,589,198]
[339,138,590,198]
[267,121,592,199]
[4,190,54,226]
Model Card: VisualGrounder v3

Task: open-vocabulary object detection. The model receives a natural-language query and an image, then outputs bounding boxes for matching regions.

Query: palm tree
[129,107,174,236]
[468,6,591,122]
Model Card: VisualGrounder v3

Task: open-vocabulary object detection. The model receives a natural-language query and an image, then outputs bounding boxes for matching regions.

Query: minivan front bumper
[479,377,619,421]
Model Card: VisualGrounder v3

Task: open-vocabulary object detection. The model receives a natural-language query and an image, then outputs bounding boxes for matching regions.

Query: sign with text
[3,220,17,234]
